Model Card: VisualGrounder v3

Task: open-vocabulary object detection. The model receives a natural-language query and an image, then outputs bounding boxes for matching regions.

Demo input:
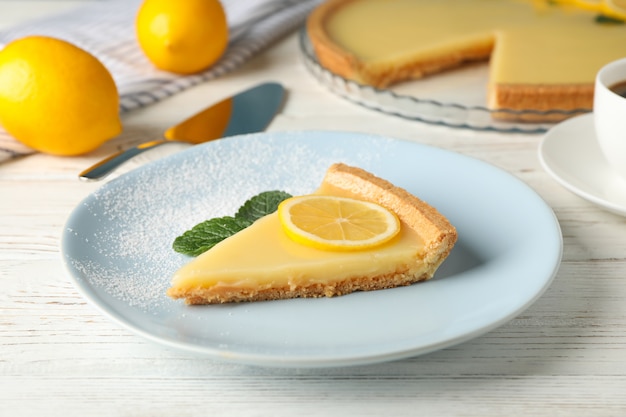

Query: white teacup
[594,57,626,180]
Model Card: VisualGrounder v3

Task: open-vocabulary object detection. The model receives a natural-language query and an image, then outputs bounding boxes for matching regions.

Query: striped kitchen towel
[0,0,321,163]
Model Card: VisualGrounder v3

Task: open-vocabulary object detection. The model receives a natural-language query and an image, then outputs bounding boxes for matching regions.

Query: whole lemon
[136,0,229,74]
[0,36,121,156]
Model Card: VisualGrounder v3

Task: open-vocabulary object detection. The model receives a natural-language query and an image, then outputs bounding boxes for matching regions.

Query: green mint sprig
[595,14,624,24]
[172,190,292,256]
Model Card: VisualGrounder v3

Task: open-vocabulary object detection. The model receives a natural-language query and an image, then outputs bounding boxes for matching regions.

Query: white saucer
[539,113,626,217]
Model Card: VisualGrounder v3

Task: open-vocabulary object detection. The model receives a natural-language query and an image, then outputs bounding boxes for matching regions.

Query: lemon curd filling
[170,184,425,293]
[170,213,425,293]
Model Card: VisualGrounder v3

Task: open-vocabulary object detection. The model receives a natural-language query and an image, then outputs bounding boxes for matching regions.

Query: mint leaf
[173,190,292,257]
[236,190,292,223]
[595,14,624,24]
[172,216,251,256]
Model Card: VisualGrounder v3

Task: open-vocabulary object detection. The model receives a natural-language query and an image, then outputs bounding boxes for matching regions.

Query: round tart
[307,0,626,121]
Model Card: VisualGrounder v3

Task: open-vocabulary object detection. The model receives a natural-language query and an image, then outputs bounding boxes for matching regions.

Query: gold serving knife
[79,82,286,181]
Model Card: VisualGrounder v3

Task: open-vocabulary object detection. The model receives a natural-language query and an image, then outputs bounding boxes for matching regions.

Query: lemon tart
[307,0,626,121]
[167,163,457,304]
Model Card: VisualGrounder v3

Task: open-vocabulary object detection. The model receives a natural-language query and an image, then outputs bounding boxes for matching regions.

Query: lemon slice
[277,195,401,251]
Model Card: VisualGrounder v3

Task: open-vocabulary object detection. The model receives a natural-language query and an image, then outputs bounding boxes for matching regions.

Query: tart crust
[320,163,456,258]
[488,84,593,122]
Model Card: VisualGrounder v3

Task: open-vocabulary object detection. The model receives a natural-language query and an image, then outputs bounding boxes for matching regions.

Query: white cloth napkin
[0,0,321,163]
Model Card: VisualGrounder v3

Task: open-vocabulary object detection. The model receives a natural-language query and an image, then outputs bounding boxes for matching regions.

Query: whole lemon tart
[167,163,457,304]
[307,0,626,121]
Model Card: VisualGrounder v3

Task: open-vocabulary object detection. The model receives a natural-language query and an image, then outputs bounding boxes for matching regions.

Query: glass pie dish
[298,27,589,133]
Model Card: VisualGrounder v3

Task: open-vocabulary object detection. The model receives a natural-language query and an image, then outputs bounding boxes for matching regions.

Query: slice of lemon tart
[167,163,457,304]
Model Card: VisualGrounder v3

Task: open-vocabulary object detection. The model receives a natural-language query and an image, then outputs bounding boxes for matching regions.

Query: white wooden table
[2,2,626,416]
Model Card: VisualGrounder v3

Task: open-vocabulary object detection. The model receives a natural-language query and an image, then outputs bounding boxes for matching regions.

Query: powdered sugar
[63,131,390,312]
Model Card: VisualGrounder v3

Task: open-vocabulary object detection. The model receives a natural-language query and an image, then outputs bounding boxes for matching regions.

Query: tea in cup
[594,57,626,180]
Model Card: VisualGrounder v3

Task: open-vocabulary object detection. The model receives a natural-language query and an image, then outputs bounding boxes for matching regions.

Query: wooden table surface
[2,2,626,416]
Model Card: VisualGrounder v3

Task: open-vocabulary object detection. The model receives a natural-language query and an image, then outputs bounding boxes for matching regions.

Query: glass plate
[299,27,588,133]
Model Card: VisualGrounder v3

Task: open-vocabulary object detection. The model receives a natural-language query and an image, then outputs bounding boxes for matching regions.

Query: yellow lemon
[557,0,626,18]
[277,195,401,251]
[0,36,121,156]
[136,0,229,74]
[604,0,626,18]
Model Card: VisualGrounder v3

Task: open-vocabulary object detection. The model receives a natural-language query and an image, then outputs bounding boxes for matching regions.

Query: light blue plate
[61,131,562,368]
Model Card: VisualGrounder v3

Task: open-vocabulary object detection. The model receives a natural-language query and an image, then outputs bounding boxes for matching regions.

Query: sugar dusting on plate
[64,131,388,312]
